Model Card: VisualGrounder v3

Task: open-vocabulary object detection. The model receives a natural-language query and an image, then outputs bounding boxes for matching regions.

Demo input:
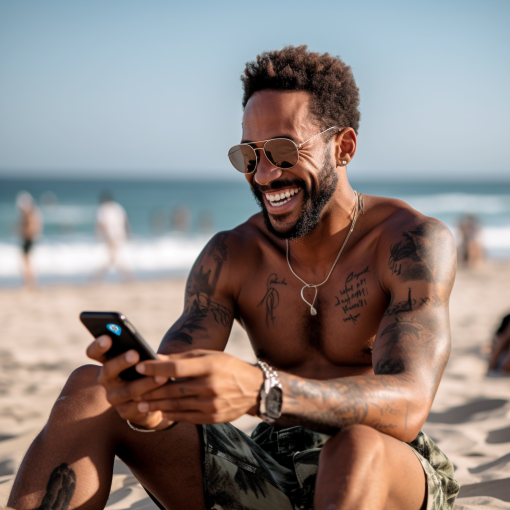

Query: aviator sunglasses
[228,126,341,174]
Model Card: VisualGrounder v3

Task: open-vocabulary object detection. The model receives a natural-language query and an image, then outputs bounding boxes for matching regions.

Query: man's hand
[86,335,172,430]
[134,350,264,424]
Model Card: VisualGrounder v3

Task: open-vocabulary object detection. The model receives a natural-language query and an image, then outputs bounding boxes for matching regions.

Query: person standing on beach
[93,192,132,281]
[9,46,460,510]
[16,191,43,288]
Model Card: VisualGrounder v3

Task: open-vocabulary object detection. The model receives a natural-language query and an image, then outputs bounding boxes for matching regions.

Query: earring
[342,160,347,165]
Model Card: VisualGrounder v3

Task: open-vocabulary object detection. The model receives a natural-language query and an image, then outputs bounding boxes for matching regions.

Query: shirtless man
[8,46,460,510]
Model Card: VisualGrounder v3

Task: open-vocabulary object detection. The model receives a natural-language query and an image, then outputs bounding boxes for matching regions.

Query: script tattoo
[165,234,232,345]
[335,266,370,325]
[388,222,455,283]
[384,289,443,318]
[37,464,76,510]
[257,273,287,326]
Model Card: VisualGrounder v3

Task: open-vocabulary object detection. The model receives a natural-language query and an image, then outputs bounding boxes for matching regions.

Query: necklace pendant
[310,306,317,316]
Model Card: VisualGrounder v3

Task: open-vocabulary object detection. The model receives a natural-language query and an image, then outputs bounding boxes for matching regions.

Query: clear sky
[0,0,509,180]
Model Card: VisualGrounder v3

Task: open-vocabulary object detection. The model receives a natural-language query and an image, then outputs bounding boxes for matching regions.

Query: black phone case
[80,311,158,381]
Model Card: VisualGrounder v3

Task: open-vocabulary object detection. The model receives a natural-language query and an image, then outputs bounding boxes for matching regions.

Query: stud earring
[342,160,347,165]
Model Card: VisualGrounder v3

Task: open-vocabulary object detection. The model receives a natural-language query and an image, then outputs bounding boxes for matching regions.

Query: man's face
[242,90,338,240]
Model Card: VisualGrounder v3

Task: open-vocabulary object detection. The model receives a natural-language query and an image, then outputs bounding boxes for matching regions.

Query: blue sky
[0,0,509,180]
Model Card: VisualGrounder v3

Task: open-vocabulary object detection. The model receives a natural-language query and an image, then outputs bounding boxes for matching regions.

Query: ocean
[1,177,509,286]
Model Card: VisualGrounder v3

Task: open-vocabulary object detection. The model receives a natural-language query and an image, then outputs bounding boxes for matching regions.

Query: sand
[1,262,510,509]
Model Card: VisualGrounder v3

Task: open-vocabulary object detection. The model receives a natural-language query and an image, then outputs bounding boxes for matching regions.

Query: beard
[250,157,339,240]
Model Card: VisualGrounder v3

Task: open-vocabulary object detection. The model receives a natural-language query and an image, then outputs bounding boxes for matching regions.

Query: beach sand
[1,262,510,509]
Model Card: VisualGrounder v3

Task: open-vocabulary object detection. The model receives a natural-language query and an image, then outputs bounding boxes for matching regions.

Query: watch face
[266,387,283,419]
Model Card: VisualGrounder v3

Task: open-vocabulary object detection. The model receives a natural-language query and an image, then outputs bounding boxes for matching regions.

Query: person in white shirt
[94,192,132,280]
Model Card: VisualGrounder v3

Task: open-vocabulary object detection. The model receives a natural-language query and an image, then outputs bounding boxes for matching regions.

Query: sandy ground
[0,262,510,509]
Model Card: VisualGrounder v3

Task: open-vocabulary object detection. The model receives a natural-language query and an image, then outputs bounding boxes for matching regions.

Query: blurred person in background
[16,191,43,288]
[93,191,132,281]
[198,210,214,233]
[457,214,484,268]
[487,314,510,377]
[170,205,191,233]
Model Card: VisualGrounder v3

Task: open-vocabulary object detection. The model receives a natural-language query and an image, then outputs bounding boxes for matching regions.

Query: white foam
[401,193,510,215]
[1,225,509,280]
[0,235,208,278]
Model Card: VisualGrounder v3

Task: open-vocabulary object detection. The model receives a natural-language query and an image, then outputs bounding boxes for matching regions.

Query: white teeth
[265,188,300,206]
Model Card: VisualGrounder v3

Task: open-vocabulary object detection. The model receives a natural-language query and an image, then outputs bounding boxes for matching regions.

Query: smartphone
[80,311,158,381]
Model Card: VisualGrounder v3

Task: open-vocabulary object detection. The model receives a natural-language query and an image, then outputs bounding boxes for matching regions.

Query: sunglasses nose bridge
[253,149,284,186]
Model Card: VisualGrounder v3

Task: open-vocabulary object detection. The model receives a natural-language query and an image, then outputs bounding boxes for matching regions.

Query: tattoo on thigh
[37,463,76,510]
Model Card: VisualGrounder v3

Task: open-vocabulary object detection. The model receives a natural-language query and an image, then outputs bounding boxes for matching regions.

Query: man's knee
[49,365,109,422]
[320,424,386,467]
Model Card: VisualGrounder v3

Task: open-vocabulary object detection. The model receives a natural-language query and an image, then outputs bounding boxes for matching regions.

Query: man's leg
[315,424,427,510]
[8,365,205,510]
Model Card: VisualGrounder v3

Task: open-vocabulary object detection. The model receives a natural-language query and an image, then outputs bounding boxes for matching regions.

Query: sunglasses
[228,126,341,174]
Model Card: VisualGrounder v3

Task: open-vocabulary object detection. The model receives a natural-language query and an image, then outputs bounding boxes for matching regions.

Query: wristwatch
[257,361,283,424]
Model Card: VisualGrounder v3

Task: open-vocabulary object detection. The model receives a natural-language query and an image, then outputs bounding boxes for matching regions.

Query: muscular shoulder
[196,213,275,292]
[224,212,282,262]
[368,196,456,290]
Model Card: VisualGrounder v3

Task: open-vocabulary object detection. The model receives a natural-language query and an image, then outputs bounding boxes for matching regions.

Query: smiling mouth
[264,187,301,208]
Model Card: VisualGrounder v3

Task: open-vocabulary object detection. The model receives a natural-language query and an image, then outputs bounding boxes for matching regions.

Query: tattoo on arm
[280,372,403,434]
[37,464,76,510]
[164,234,233,345]
[388,222,455,284]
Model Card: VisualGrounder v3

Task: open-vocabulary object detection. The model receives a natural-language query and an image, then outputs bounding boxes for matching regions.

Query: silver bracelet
[126,419,180,433]
[257,361,281,388]
[126,419,156,433]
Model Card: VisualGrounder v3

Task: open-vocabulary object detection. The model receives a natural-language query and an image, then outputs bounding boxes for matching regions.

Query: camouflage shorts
[202,422,460,510]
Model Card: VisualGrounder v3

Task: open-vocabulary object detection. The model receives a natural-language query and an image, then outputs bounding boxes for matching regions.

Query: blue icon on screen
[107,323,122,336]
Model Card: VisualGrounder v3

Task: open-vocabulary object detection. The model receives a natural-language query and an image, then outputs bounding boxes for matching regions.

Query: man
[93,192,132,281]
[16,191,43,288]
[9,46,459,510]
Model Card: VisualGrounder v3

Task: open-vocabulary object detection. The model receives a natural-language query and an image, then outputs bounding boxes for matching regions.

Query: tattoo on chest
[334,266,370,325]
[166,234,232,344]
[258,273,287,326]
[37,464,76,510]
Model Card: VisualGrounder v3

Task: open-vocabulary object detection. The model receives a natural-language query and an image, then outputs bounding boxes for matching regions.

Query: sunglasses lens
[264,139,298,169]
[228,145,257,174]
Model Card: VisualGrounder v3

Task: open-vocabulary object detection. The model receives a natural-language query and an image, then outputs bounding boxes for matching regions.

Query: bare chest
[236,255,388,374]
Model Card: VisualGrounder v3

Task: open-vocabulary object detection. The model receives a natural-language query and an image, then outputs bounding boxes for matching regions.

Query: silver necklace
[286,191,363,316]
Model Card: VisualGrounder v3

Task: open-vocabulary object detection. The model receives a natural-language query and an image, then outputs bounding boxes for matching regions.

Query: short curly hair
[241,45,360,134]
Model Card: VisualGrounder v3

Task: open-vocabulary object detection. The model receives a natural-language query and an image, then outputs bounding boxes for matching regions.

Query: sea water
[1,177,509,286]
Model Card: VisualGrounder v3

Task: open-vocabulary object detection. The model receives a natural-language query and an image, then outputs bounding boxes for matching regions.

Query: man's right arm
[86,231,237,429]
[158,231,235,355]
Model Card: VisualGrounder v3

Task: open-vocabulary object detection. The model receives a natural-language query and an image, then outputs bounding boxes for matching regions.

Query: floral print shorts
[202,422,460,510]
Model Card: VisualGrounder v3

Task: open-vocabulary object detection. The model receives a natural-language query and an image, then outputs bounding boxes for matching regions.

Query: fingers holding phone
[81,311,172,430]
[86,334,112,363]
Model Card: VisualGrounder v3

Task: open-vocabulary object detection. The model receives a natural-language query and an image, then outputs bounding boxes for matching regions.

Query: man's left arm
[277,219,457,442]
